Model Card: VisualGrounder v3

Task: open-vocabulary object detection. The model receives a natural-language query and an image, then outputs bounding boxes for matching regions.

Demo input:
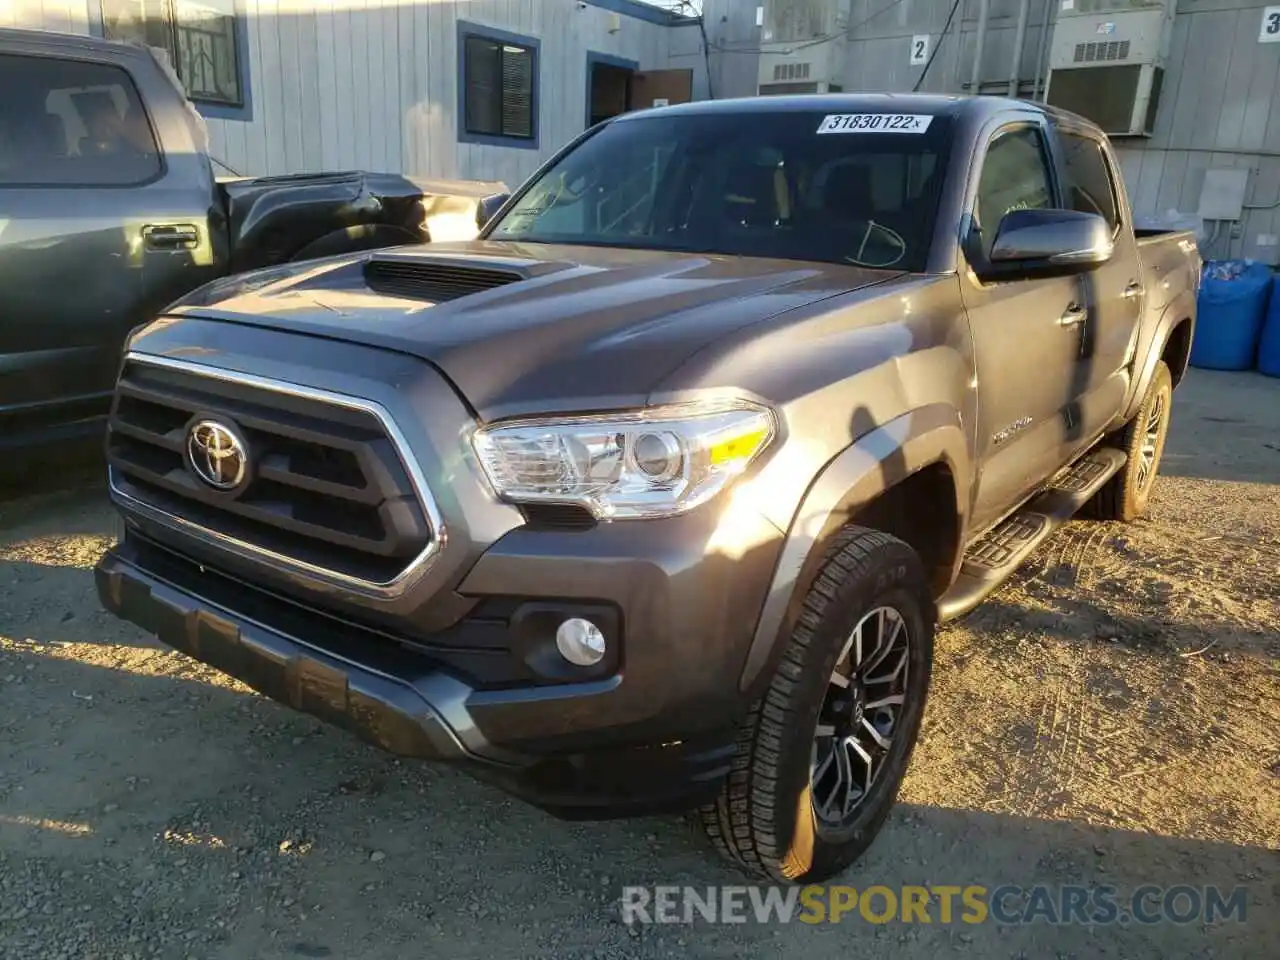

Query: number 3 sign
[1260,6,1280,42]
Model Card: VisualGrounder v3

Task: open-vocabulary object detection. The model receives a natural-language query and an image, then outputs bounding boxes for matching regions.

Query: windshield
[488,110,953,271]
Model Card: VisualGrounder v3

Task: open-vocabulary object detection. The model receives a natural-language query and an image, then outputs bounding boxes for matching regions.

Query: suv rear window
[488,110,954,272]
[0,53,162,187]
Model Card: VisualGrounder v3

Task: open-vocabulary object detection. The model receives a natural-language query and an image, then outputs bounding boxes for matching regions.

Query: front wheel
[700,527,934,883]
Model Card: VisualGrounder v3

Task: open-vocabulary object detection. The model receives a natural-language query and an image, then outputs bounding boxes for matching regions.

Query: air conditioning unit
[1045,0,1175,137]
[756,0,850,95]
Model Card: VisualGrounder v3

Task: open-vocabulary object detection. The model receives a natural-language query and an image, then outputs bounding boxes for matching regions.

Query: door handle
[142,223,199,250]
[1058,303,1087,327]
[1122,280,1143,300]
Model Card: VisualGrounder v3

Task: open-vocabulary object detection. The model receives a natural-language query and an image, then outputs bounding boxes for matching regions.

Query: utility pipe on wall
[1009,0,1031,97]
[1034,0,1056,101]
[970,0,991,94]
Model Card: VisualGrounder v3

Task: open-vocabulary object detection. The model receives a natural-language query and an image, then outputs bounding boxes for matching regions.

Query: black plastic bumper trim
[94,547,507,765]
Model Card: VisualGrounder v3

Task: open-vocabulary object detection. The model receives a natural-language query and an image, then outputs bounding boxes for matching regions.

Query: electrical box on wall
[1045,0,1176,137]
[1198,169,1250,222]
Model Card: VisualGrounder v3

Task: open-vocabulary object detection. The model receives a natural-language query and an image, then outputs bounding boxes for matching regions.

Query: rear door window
[1059,132,1120,231]
[974,126,1054,259]
[0,53,162,187]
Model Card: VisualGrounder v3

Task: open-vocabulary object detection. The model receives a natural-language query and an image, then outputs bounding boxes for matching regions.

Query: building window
[458,21,539,148]
[101,1,244,110]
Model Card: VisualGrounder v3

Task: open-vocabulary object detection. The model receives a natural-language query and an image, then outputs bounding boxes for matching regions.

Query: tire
[700,527,934,883]
[1091,360,1173,522]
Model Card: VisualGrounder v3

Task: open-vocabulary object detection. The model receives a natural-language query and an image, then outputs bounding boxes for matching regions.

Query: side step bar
[937,447,1128,622]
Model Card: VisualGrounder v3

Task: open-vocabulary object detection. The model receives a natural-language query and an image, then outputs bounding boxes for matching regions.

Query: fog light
[555,617,607,666]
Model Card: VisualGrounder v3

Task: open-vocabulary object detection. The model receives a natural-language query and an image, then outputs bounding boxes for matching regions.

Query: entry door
[629,69,693,110]
[962,123,1084,533]
[1053,129,1143,461]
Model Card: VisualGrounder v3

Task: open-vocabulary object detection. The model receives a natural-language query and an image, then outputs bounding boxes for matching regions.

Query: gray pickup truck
[0,28,504,460]
[95,93,1199,883]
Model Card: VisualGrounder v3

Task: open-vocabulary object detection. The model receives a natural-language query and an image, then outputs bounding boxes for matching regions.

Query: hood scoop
[363,256,525,302]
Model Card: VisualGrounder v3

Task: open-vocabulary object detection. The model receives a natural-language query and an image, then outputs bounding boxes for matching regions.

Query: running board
[937,447,1128,622]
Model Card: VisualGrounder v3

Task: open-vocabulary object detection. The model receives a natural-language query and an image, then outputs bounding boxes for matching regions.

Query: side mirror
[979,208,1114,281]
[476,193,511,230]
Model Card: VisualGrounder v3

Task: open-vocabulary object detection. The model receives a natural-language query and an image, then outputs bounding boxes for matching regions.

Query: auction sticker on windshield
[817,114,934,134]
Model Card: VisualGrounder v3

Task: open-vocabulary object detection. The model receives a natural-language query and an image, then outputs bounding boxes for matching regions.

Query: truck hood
[170,240,903,420]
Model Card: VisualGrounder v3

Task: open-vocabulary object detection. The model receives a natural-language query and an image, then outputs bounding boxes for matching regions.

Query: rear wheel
[700,527,934,883]
[1091,360,1173,522]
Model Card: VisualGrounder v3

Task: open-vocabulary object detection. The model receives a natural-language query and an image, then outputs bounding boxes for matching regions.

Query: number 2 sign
[910,35,930,66]
[1260,6,1280,42]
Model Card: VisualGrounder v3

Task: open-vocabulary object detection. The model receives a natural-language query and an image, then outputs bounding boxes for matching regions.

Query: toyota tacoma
[95,94,1200,883]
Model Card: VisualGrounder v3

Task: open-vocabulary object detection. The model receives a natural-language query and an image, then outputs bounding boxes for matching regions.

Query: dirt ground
[1,369,1276,960]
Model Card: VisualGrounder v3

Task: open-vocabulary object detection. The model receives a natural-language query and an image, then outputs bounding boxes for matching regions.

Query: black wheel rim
[809,605,911,828]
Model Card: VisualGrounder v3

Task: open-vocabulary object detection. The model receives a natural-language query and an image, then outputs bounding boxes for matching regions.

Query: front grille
[363,258,524,302]
[107,358,434,586]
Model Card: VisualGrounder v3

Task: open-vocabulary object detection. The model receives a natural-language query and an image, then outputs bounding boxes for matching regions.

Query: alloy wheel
[809,605,911,827]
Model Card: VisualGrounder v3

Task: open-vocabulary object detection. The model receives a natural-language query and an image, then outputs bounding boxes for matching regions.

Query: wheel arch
[1123,292,1196,423]
[738,404,970,696]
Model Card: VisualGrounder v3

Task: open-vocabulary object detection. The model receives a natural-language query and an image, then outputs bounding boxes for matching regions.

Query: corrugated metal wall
[3,0,674,188]
[668,0,763,99]
[1112,0,1280,262]
[835,1,1057,99]
[677,0,764,98]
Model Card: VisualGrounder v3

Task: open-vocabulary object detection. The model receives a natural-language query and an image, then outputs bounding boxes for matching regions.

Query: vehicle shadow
[0,452,106,521]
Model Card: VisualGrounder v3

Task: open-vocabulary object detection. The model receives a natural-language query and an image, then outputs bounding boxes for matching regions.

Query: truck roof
[0,25,151,59]
[624,92,1101,136]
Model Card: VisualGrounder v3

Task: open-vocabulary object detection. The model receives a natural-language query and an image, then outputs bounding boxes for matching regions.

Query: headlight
[473,399,776,520]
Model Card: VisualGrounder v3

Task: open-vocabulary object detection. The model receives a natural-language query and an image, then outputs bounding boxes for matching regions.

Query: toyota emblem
[186,419,249,491]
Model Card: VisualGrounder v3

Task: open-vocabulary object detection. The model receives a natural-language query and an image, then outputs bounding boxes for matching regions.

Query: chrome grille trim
[108,351,447,601]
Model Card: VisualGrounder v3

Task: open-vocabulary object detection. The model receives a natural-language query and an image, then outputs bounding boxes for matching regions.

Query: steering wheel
[843,219,908,269]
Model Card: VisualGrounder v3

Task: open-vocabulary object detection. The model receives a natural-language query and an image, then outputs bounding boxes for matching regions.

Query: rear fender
[737,404,969,694]
[1119,290,1196,425]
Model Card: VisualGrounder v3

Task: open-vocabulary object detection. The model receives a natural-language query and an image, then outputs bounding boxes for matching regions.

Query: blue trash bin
[1189,260,1272,371]
[1258,275,1280,377]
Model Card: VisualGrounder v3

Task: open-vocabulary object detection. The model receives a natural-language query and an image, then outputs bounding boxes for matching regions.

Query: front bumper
[98,323,790,817]
[96,530,768,818]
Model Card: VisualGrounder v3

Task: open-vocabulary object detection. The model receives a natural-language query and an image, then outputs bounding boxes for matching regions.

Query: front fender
[736,403,970,693]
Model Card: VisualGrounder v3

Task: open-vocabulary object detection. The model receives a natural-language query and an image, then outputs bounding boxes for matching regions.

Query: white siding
[222,0,675,186]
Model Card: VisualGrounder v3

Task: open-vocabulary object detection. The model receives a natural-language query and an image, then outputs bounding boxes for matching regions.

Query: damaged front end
[218,170,510,271]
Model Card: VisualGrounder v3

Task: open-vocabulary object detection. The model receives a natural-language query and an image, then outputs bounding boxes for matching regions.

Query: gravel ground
[1,369,1277,959]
